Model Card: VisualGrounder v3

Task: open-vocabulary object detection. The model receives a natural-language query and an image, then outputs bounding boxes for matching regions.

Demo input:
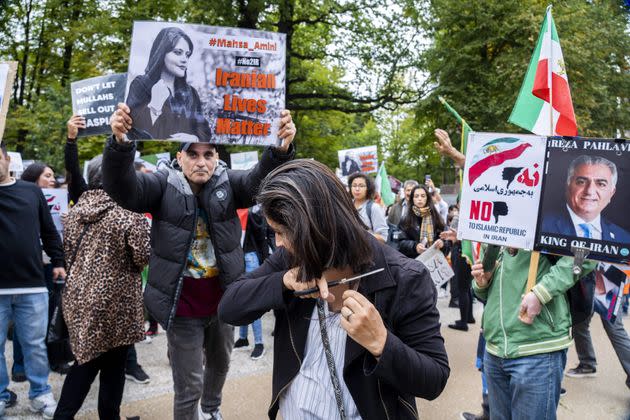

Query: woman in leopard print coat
[55,156,150,419]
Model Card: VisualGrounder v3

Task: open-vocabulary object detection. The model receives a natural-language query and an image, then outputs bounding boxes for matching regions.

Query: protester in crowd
[21,162,56,189]
[447,204,459,226]
[103,103,295,420]
[0,144,64,418]
[234,205,274,360]
[16,160,70,379]
[126,27,211,142]
[441,221,475,332]
[397,184,445,258]
[471,248,595,419]
[347,172,389,243]
[387,179,418,226]
[566,265,630,390]
[429,182,449,224]
[219,159,450,420]
[53,156,150,419]
[65,114,151,385]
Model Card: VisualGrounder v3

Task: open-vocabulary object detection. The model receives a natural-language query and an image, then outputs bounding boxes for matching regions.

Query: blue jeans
[484,350,566,420]
[0,293,51,400]
[239,252,263,345]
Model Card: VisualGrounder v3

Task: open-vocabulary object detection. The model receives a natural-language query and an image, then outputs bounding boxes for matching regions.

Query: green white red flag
[509,6,577,136]
[375,163,396,207]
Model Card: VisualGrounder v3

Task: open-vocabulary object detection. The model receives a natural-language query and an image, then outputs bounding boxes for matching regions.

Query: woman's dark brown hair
[257,159,373,282]
[347,172,375,201]
[399,184,445,233]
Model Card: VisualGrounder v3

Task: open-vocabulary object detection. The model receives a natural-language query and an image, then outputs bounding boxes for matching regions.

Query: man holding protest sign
[471,250,595,419]
[103,103,295,420]
[0,144,65,418]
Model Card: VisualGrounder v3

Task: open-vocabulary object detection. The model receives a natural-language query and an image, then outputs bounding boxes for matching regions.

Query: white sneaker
[0,400,6,417]
[30,392,57,419]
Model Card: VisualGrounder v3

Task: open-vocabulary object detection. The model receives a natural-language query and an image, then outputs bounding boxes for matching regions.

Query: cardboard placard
[125,21,286,145]
[71,73,127,137]
[7,151,23,173]
[0,62,18,145]
[42,188,68,238]
[458,133,547,249]
[338,145,378,175]
[416,244,454,288]
[535,137,630,263]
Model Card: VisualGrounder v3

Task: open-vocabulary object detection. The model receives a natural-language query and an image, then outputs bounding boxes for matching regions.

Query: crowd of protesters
[0,103,628,420]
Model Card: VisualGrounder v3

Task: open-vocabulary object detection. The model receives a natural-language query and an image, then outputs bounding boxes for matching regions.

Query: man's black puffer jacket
[102,137,294,329]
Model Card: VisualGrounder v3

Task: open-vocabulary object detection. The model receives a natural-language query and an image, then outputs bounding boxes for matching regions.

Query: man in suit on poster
[541,155,630,243]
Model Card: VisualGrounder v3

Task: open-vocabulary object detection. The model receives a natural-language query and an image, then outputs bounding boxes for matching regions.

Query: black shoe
[51,362,72,375]
[250,344,265,360]
[467,318,476,324]
[460,411,488,420]
[234,338,249,349]
[560,387,566,397]
[448,299,459,308]
[5,389,17,408]
[448,322,469,331]
[126,364,150,384]
[11,372,26,383]
[565,363,597,378]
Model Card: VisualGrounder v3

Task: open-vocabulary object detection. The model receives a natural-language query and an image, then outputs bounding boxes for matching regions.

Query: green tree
[413,0,630,178]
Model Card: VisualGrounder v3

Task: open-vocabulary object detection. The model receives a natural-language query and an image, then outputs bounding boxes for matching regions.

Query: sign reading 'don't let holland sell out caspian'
[458,132,547,250]
[125,21,286,146]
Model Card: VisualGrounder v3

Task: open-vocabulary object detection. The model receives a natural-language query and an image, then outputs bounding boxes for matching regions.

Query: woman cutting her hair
[219,159,449,420]
[126,26,211,142]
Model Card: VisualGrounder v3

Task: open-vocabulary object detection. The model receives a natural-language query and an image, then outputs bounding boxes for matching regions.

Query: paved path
[4,297,629,419]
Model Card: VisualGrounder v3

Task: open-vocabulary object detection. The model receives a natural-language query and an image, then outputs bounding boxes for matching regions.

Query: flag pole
[527,4,554,293]
[547,4,554,137]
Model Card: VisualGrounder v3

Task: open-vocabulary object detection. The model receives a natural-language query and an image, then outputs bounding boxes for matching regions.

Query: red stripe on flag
[468,143,532,185]
[532,59,577,136]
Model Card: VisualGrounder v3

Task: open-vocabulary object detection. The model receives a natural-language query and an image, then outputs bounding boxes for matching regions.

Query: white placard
[42,188,68,237]
[230,151,258,170]
[458,132,547,250]
[416,244,454,288]
[338,145,378,175]
[7,152,23,173]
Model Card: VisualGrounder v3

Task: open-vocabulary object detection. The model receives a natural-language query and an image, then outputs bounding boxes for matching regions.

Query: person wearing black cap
[103,103,296,420]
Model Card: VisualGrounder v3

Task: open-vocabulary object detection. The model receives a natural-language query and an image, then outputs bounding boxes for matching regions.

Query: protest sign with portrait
[535,137,630,264]
[125,21,286,146]
[458,132,547,249]
[71,73,127,137]
[42,188,68,238]
[0,62,17,145]
[337,145,378,175]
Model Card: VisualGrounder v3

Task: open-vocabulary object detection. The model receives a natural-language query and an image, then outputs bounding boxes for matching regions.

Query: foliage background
[0,0,628,186]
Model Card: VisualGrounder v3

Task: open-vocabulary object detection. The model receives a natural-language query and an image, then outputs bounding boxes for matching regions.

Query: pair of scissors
[293,268,385,296]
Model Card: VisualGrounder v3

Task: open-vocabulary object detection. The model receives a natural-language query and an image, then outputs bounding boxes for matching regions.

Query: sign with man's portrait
[125,21,286,146]
[535,137,630,264]
[458,133,547,249]
[337,145,378,175]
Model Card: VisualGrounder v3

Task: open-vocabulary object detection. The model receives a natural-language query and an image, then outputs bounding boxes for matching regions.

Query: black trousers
[452,243,474,323]
[54,345,130,420]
